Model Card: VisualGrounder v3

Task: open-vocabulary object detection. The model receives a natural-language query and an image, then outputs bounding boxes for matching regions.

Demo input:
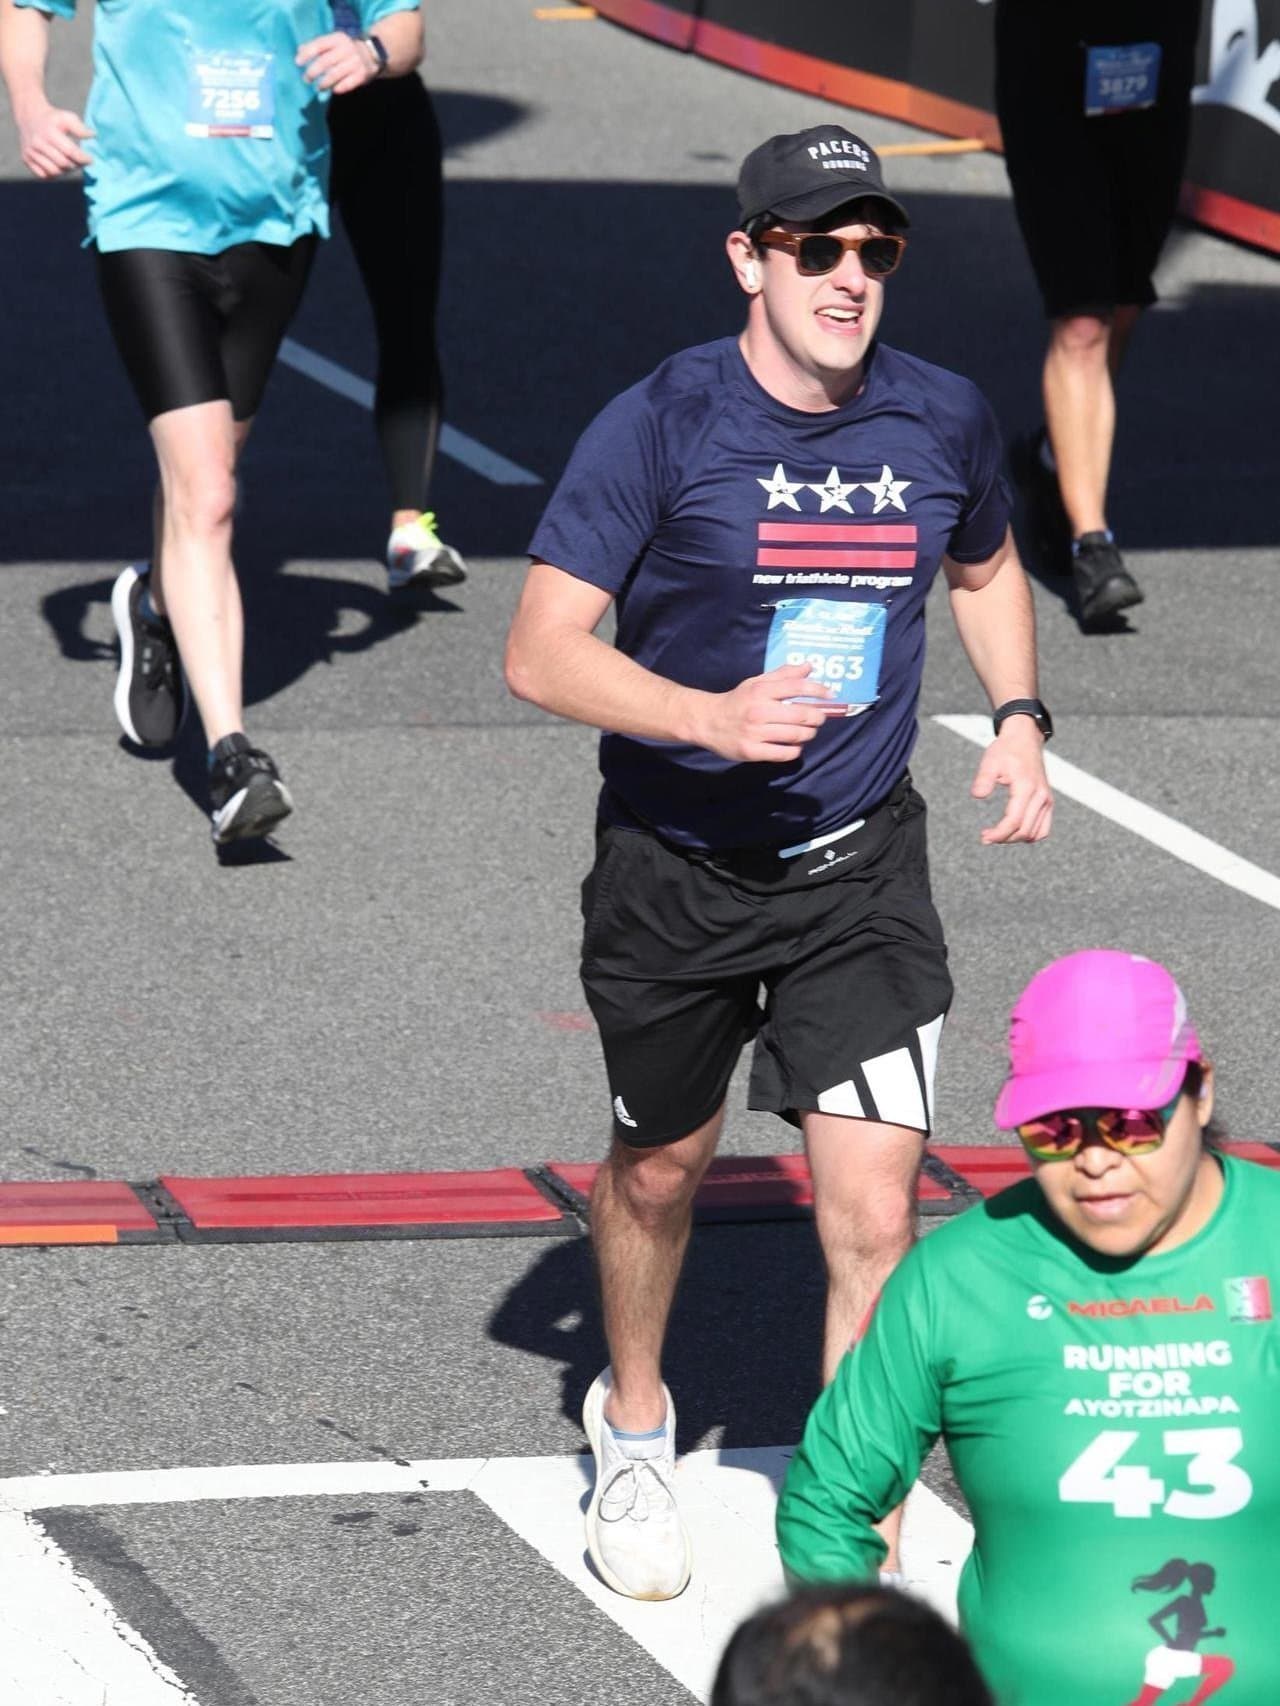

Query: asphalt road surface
[0,3,1277,1703]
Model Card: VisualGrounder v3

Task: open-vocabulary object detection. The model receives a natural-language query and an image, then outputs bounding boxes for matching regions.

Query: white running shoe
[582,1369,691,1601]
[386,512,467,590]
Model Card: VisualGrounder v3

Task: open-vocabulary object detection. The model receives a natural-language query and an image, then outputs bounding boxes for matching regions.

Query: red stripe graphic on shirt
[759,523,917,544]
[756,549,915,569]
[757,521,918,572]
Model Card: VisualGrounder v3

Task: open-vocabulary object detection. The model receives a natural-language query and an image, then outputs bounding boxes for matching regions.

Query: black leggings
[328,74,445,513]
[96,238,317,423]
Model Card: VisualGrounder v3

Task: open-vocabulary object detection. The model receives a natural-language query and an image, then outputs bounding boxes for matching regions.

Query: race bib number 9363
[764,597,887,714]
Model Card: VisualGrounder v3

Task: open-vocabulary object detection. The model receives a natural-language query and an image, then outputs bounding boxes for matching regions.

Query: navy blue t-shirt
[529,337,1009,851]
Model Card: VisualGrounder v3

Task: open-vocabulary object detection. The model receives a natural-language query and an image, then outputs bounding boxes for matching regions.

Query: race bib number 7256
[186,52,276,139]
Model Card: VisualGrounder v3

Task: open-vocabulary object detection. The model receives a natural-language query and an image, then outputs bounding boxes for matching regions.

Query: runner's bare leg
[1042,310,1114,540]
[592,1107,723,1433]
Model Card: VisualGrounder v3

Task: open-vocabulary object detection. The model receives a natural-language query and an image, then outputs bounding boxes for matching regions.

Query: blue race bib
[1084,43,1162,116]
[764,598,887,714]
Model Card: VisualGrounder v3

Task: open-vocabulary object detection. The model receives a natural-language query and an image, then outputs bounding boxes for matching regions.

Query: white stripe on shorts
[816,1079,866,1117]
[862,1046,928,1132]
[816,1012,946,1131]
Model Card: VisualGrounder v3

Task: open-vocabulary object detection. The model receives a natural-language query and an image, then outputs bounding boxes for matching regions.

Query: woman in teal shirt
[0,0,420,845]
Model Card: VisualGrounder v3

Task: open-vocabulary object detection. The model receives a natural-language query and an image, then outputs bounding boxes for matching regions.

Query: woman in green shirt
[778,950,1275,1705]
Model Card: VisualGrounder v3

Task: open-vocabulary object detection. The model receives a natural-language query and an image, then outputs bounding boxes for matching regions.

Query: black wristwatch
[362,32,389,75]
[992,697,1053,741]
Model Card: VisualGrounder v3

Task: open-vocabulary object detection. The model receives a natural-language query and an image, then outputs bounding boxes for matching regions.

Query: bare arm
[945,527,1053,844]
[297,8,423,95]
[0,0,93,178]
[366,7,423,75]
[504,559,841,763]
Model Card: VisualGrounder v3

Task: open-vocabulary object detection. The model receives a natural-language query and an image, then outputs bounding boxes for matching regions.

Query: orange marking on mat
[877,139,987,156]
[0,1224,119,1245]
[534,6,596,18]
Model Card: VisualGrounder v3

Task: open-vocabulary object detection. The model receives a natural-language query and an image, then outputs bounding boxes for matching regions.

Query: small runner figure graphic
[1122,1559,1235,1705]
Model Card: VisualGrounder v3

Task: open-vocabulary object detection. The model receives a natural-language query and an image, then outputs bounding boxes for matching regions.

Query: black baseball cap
[737,125,909,231]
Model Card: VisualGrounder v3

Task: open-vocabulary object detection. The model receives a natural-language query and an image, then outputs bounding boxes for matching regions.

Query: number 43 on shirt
[1060,1427,1253,1520]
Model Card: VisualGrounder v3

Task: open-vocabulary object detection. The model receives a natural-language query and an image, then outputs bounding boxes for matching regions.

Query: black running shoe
[111,564,188,747]
[1072,532,1145,628]
[208,734,293,844]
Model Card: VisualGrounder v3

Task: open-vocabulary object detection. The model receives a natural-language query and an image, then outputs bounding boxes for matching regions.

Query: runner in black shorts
[328,3,467,593]
[94,242,317,429]
[506,125,1054,1603]
[0,0,421,845]
[996,0,1202,628]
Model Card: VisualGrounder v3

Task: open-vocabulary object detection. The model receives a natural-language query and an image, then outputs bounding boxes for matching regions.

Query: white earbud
[744,260,760,289]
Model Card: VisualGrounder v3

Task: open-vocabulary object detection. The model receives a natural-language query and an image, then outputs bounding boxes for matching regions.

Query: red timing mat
[160,1169,566,1230]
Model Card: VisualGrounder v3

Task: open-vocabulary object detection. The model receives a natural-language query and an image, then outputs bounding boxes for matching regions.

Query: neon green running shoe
[386,512,468,590]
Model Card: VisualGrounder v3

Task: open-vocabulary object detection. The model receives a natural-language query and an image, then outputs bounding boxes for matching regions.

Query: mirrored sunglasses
[1016,1090,1184,1162]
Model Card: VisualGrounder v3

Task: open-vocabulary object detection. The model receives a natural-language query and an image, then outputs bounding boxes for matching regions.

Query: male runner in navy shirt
[505,126,1054,1601]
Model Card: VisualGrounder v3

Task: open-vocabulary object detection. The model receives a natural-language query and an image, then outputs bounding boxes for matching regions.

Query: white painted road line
[1,1451,973,1705]
[0,1509,200,1706]
[936,713,1280,914]
[277,338,543,488]
[0,1457,483,1512]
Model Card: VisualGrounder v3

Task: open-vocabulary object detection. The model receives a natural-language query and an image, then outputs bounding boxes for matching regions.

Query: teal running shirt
[777,1155,1280,1705]
[20,0,415,252]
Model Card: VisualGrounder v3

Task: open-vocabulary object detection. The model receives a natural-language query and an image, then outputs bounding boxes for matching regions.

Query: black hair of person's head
[710,1584,994,1706]
[1179,1059,1230,1149]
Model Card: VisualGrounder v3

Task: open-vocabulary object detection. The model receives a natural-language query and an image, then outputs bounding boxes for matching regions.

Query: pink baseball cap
[994,950,1202,1129]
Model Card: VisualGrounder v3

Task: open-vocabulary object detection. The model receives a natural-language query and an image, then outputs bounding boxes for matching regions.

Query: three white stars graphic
[757,462,911,512]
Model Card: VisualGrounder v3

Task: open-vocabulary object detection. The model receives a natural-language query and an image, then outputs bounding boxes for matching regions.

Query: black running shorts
[95,238,317,423]
[994,0,1200,318]
[580,782,954,1148]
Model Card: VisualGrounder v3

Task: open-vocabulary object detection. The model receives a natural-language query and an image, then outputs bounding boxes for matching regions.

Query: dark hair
[1180,1059,1230,1148]
[710,1584,994,1706]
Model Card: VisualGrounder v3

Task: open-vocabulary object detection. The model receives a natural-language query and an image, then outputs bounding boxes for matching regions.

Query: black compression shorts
[994,0,1201,319]
[580,781,954,1148]
[95,238,317,423]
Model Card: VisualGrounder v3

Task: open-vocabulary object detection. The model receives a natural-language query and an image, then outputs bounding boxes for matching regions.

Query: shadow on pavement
[41,567,458,697]
[487,1219,828,1450]
[4,150,1276,662]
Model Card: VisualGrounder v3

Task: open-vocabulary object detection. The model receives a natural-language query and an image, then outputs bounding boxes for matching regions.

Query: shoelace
[600,1460,674,1523]
[215,746,277,782]
[138,627,177,695]
[397,512,442,549]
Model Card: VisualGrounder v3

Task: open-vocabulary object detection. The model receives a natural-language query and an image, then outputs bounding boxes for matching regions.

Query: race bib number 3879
[186,52,276,140]
[764,597,887,713]
[1084,42,1162,116]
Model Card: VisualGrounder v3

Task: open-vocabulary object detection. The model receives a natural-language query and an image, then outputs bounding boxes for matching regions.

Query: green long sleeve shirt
[777,1155,1280,1704]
